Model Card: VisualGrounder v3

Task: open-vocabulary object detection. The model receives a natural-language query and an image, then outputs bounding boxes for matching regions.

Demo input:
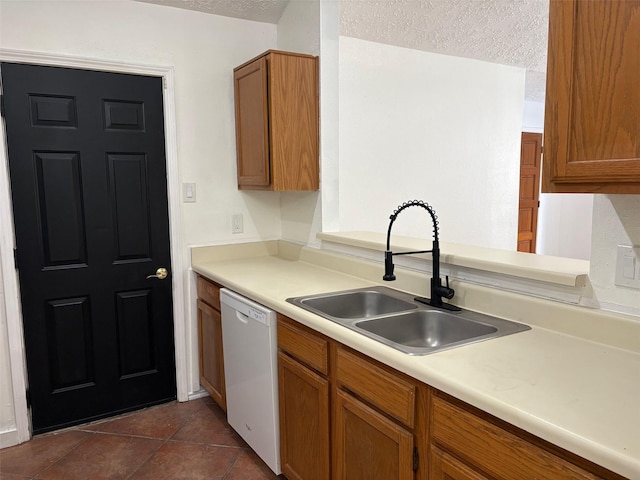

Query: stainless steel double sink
[287,286,530,355]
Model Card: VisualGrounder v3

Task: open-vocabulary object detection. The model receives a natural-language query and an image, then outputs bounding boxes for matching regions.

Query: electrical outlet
[232,214,243,234]
[615,245,640,289]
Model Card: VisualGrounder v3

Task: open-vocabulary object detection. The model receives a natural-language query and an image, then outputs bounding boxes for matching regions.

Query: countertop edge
[318,231,590,287]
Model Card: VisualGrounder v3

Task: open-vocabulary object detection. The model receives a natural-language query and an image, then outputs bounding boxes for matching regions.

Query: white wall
[0,0,280,441]
[0,0,281,246]
[537,194,593,260]
[522,99,593,260]
[522,100,545,134]
[277,0,324,246]
[338,37,525,250]
[276,0,340,247]
[590,195,640,313]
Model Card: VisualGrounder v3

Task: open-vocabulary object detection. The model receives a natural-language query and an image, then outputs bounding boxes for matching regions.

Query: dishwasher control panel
[248,307,267,323]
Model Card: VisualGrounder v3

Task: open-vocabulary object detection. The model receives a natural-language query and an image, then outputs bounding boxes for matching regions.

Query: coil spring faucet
[383,200,461,311]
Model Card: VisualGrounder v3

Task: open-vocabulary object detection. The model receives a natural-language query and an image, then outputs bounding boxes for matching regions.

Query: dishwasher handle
[234,310,250,324]
[220,288,276,327]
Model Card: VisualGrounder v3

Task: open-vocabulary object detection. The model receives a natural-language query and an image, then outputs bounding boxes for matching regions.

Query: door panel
[35,151,87,266]
[46,296,95,391]
[517,132,542,253]
[1,62,176,433]
[115,289,156,378]
[108,153,151,260]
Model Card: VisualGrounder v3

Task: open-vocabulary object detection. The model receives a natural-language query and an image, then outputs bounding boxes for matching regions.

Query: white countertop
[191,241,640,479]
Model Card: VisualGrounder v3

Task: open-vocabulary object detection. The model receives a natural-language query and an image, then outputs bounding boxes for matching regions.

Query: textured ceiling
[136,0,290,23]
[137,0,549,101]
[341,0,549,101]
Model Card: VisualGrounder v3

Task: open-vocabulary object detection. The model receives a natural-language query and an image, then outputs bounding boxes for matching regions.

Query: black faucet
[383,200,461,312]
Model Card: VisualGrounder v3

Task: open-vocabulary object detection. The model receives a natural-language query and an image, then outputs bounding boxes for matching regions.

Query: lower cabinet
[333,389,414,480]
[429,446,489,480]
[277,315,422,480]
[278,351,330,480]
[277,314,625,480]
[278,316,331,480]
[196,275,226,411]
[430,393,615,480]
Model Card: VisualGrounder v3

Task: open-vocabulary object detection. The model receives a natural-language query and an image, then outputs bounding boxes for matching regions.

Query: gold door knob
[146,267,168,280]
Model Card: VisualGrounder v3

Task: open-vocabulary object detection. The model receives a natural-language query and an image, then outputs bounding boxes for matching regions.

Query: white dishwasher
[219,288,280,475]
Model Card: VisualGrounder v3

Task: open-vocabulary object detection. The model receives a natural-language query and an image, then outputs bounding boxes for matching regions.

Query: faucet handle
[442,276,455,299]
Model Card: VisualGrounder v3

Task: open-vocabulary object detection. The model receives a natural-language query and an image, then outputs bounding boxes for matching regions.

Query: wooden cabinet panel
[543,0,640,193]
[233,50,319,191]
[196,275,221,310]
[275,316,621,480]
[336,346,416,428]
[429,446,489,480]
[278,351,330,480]
[268,52,319,191]
[432,395,599,480]
[197,298,225,411]
[277,315,328,375]
[233,56,270,188]
[333,389,414,480]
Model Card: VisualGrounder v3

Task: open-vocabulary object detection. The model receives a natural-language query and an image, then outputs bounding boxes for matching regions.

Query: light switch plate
[183,182,196,203]
[615,245,640,289]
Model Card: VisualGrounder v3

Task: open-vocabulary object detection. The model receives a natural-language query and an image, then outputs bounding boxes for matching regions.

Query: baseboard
[0,428,20,449]
[188,389,210,401]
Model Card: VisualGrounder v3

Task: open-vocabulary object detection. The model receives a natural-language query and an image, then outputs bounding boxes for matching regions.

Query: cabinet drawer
[278,316,328,375]
[432,395,597,480]
[196,275,221,310]
[336,347,416,428]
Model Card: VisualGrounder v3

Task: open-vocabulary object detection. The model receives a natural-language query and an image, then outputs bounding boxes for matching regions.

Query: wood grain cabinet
[430,393,625,480]
[333,346,419,480]
[429,446,489,480]
[195,275,226,411]
[276,315,625,480]
[277,315,425,480]
[233,50,319,191]
[277,315,330,480]
[543,0,640,193]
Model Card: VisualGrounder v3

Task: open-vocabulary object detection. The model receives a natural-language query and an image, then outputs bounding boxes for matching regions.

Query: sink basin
[287,286,530,355]
[355,310,498,353]
[298,288,417,319]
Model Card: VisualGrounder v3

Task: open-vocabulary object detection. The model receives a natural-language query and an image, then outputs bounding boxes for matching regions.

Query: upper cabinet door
[233,50,319,191]
[234,56,271,188]
[543,0,640,193]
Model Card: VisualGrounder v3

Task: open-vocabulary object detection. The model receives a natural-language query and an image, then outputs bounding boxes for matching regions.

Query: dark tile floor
[0,397,281,479]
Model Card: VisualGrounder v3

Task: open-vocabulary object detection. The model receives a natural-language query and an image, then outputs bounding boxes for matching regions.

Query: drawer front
[277,316,329,375]
[196,275,221,310]
[336,347,416,428]
[432,395,597,480]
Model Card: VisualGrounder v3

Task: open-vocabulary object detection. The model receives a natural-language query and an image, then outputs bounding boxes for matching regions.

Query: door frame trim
[0,48,188,445]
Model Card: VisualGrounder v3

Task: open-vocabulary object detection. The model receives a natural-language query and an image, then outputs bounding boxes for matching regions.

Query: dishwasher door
[219,288,280,474]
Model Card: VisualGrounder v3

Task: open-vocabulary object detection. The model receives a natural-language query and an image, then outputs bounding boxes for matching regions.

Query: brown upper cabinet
[543,0,640,193]
[233,50,319,191]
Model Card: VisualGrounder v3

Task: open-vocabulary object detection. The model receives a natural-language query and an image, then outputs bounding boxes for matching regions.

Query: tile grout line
[1,398,276,480]
[124,398,212,480]
[220,446,251,480]
[30,430,97,479]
